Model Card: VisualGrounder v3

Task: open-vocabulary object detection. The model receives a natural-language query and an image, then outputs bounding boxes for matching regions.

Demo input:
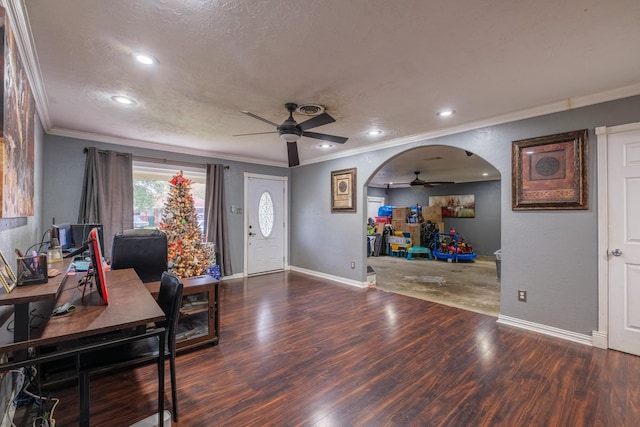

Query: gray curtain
[78,147,133,257]
[204,164,232,276]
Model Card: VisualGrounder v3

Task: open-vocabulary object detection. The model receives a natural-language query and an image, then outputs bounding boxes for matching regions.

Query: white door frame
[594,121,640,348]
[243,172,289,276]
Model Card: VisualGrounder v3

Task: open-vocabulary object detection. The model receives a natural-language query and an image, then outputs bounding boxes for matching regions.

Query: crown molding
[3,0,53,130]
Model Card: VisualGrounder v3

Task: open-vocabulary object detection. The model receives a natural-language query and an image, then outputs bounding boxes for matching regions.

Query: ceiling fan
[234,103,348,167]
[408,171,454,189]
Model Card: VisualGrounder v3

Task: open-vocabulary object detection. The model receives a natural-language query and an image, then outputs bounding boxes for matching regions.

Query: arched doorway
[366,145,502,316]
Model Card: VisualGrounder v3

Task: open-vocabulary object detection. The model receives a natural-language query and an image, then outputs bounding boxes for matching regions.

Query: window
[132,160,207,232]
[258,191,274,237]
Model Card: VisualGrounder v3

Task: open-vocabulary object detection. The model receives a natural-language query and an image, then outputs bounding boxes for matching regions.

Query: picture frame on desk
[0,250,17,293]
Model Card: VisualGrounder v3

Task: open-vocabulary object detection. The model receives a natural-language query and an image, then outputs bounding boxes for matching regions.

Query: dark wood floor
[49,271,640,426]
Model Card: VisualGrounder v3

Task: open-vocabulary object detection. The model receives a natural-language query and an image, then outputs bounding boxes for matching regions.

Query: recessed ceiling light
[482,172,489,176]
[367,129,383,136]
[134,53,156,65]
[318,143,333,149]
[436,109,456,117]
[111,95,137,105]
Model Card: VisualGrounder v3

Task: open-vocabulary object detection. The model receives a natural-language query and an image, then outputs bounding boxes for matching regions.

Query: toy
[433,231,477,261]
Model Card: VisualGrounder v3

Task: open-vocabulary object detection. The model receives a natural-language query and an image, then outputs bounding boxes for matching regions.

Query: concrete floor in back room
[367,254,501,317]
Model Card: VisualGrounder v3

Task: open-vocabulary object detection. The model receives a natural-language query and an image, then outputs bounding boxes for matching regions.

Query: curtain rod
[83,148,229,169]
[83,147,130,157]
[132,155,229,169]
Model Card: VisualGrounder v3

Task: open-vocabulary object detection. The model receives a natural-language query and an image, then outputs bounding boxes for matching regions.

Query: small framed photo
[0,250,17,293]
[512,129,588,210]
[331,168,357,213]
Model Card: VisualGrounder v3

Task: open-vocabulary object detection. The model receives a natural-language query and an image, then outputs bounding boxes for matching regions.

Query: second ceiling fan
[234,103,348,167]
[408,171,454,189]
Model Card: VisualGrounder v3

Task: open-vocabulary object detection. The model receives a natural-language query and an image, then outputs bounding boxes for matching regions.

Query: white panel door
[609,126,640,355]
[246,175,286,275]
[367,196,385,221]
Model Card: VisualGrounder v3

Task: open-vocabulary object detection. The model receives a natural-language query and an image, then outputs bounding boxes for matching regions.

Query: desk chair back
[158,272,184,356]
[111,229,168,283]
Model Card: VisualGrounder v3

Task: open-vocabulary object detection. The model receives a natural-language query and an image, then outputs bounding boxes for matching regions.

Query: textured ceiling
[10,0,640,185]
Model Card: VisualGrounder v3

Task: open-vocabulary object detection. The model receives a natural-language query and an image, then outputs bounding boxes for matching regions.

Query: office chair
[79,272,184,422]
[111,229,168,283]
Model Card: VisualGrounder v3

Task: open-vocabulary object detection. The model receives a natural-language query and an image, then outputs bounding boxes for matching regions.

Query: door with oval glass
[246,174,287,275]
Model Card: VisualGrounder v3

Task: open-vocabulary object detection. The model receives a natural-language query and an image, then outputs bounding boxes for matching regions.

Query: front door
[246,174,287,275]
[606,123,640,355]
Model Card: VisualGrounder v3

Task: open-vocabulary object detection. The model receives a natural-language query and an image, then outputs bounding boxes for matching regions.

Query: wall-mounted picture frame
[331,168,357,212]
[512,129,588,210]
[0,250,17,293]
[429,194,476,218]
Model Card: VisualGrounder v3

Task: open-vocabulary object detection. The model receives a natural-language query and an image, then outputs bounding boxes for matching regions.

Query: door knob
[611,249,623,257]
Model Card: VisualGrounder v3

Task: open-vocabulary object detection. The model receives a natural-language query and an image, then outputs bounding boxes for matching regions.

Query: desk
[0,267,166,427]
[0,260,69,347]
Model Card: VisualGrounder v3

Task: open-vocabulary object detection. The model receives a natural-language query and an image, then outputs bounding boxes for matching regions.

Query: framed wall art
[512,129,588,210]
[1,7,36,218]
[0,250,16,293]
[429,194,475,218]
[331,168,356,212]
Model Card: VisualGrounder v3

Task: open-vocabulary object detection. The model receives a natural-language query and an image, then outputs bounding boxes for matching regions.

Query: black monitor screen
[57,223,72,251]
[71,224,103,253]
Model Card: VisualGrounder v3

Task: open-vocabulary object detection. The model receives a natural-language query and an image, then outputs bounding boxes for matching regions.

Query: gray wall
[372,180,502,256]
[41,135,289,275]
[291,95,640,336]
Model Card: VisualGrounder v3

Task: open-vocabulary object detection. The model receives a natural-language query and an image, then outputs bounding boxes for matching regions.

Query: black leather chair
[111,229,168,283]
[79,272,184,421]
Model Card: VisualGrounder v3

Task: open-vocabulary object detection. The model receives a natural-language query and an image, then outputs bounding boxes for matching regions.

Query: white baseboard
[497,315,593,346]
[591,330,608,349]
[221,272,244,281]
[288,266,367,289]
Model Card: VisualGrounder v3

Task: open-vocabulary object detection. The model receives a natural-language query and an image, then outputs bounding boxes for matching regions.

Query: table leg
[78,355,90,427]
[13,303,30,360]
[158,333,165,427]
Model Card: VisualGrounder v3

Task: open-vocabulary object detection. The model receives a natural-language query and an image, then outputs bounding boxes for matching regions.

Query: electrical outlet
[351,261,356,269]
[518,289,527,302]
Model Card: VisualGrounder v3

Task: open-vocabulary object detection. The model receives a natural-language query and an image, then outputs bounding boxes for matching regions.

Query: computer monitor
[88,227,109,304]
[71,224,103,253]
[57,223,73,251]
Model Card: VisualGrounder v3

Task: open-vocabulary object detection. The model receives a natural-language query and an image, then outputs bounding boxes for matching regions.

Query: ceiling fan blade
[298,112,336,131]
[287,141,300,167]
[426,181,455,185]
[232,131,277,137]
[240,111,279,127]
[303,131,348,144]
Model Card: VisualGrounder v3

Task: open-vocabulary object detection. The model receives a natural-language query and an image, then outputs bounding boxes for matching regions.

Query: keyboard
[74,261,91,271]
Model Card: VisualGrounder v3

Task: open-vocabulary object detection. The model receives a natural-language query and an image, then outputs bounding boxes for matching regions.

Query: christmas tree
[160,171,212,278]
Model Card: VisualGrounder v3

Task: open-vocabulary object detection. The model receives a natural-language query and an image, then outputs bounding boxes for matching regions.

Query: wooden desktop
[0,261,167,427]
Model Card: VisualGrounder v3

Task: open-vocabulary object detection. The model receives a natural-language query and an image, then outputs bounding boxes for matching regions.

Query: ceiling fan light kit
[236,102,348,167]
